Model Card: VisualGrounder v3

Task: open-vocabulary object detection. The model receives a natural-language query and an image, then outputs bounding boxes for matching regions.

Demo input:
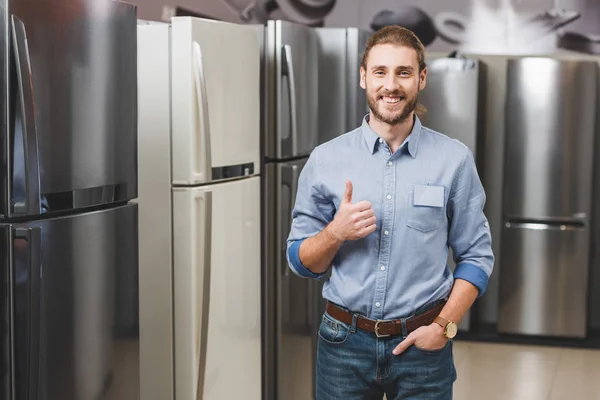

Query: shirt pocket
[406,184,446,233]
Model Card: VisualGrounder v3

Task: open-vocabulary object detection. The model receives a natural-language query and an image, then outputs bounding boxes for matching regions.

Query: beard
[366,84,419,126]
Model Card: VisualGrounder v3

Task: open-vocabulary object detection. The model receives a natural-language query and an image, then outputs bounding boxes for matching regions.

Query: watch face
[446,322,458,338]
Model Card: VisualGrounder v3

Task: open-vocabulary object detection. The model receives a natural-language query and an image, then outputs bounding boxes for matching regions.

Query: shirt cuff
[287,239,326,279]
[454,262,489,297]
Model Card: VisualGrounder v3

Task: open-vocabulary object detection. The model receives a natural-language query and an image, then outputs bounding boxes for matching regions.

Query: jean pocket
[318,312,350,345]
[406,185,445,233]
[413,339,451,356]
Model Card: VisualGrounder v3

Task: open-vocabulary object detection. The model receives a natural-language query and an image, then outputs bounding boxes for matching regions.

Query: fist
[330,181,376,242]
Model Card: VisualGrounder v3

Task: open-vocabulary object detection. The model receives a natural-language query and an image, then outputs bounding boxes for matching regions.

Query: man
[286,25,494,399]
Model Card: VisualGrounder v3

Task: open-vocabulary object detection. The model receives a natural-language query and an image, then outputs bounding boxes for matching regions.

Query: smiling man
[286,25,494,399]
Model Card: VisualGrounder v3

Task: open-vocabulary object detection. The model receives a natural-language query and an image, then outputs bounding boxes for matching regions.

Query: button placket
[372,158,396,319]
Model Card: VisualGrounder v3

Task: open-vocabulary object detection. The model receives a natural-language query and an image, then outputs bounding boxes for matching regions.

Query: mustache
[380,90,406,97]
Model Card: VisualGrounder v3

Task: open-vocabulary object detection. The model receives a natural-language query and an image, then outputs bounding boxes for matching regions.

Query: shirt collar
[361,114,422,158]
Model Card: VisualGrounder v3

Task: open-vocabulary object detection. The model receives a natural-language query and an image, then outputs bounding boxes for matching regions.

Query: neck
[368,112,415,153]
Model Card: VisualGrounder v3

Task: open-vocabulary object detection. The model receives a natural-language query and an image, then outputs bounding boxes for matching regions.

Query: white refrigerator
[137,17,262,400]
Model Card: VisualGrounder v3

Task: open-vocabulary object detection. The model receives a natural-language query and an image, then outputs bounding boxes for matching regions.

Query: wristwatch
[433,316,458,339]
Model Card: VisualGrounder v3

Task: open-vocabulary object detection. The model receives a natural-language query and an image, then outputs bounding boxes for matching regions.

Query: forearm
[298,224,343,274]
[438,278,479,324]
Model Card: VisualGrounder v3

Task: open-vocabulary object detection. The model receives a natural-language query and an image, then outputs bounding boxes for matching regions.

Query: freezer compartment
[170,18,261,185]
[315,27,368,144]
[420,56,485,158]
[262,20,320,160]
[3,203,139,400]
[264,160,320,400]
[503,58,597,221]
[172,176,261,400]
[498,221,590,338]
[315,28,347,144]
[3,1,138,218]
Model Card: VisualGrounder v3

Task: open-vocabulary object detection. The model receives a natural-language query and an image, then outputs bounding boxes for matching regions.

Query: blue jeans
[316,308,457,399]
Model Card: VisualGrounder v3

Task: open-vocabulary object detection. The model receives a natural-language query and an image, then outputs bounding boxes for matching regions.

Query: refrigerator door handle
[193,190,212,400]
[282,45,298,154]
[13,227,42,400]
[192,42,212,183]
[11,16,41,216]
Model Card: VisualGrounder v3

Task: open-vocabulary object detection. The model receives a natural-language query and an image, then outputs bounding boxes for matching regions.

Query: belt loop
[351,314,358,333]
[401,318,408,338]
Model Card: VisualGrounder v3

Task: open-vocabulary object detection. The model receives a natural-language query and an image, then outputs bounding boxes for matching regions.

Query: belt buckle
[374,320,391,338]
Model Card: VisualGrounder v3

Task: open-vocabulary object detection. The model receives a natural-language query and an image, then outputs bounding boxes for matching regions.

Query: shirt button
[484,222,489,227]
[375,302,381,307]
[384,230,389,235]
[380,266,385,271]
[379,138,384,143]
[388,161,392,166]
[386,194,392,200]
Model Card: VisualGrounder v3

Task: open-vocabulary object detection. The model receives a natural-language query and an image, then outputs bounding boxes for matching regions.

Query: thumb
[342,180,353,204]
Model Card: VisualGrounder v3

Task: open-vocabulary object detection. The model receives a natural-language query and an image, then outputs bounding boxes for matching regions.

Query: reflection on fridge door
[137,17,262,400]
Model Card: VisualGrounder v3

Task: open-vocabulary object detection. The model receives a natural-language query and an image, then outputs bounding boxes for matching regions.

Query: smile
[381,96,403,104]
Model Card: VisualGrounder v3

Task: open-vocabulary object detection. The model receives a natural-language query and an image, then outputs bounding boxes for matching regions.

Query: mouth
[380,95,404,105]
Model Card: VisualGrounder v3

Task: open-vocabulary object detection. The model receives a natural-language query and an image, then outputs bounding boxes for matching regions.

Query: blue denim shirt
[286,115,494,320]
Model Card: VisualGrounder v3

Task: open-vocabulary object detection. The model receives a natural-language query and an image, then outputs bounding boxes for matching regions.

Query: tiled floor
[453,340,600,399]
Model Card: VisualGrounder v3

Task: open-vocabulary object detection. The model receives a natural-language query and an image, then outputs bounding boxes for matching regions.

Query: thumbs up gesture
[329,181,377,242]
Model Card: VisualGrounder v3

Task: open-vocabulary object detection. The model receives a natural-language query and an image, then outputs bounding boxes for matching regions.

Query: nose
[384,73,400,92]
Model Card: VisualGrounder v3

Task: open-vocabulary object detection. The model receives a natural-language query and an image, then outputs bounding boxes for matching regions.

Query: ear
[419,66,427,91]
[360,66,366,89]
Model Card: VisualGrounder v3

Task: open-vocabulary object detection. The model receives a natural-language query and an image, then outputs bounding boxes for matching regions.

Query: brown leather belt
[325,300,446,337]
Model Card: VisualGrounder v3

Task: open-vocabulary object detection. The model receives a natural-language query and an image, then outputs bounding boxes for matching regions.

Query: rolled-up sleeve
[286,149,334,279]
[447,148,495,296]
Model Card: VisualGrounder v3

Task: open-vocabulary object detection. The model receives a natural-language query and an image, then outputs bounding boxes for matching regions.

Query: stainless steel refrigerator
[497,57,597,338]
[418,54,487,333]
[257,20,321,400]
[0,1,140,399]
[315,27,369,143]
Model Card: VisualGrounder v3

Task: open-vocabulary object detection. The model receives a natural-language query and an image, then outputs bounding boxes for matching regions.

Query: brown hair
[361,25,426,72]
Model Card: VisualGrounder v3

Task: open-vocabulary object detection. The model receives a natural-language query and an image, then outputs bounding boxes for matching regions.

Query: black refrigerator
[0,0,140,399]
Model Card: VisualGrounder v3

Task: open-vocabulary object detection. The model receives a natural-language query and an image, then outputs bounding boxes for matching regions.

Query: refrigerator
[256,20,321,400]
[314,27,369,143]
[137,17,262,400]
[418,53,487,333]
[497,57,597,338]
[0,0,140,399]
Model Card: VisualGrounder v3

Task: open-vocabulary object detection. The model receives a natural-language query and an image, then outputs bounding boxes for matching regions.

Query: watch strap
[433,316,449,329]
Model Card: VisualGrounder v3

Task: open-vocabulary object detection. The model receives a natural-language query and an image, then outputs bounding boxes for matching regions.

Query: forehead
[366,43,419,69]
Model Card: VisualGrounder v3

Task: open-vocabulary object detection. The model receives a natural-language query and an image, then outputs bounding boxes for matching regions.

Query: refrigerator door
[4,1,138,218]
[7,203,139,399]
[503,58,597,221]
[498,222,589,338]
[264,20,319,160]
[314,27,366,144]
[265,159,319,400]
[173,176,261,400]
[170,17,261,186]
[315,28,347,144]
[345,28,368,131]
[419,57,484,157]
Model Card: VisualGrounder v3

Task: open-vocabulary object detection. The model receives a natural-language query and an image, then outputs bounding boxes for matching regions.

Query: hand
[328,180,376,242]
[392,323,447,356]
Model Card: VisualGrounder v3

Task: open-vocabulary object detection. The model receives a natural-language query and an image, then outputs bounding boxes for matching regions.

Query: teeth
[383,96,401,104]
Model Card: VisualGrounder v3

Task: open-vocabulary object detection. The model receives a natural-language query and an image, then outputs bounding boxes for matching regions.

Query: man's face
[360,44,427,125]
